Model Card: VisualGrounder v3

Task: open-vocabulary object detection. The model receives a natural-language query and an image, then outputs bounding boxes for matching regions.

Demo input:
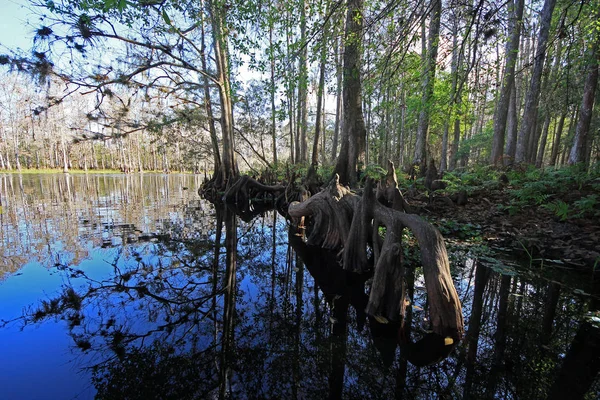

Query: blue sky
[0,0,37,52]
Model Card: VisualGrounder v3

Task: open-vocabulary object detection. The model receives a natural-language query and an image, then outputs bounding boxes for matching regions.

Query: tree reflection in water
[0,174,599,399]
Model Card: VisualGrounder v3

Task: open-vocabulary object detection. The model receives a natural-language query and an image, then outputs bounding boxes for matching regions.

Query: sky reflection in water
[0,173,598,400]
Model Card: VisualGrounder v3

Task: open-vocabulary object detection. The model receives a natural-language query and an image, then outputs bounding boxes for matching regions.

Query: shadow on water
[0,173,599,399]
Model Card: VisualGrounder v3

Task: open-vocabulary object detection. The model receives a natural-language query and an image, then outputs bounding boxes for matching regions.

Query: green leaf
[162,9,171,25]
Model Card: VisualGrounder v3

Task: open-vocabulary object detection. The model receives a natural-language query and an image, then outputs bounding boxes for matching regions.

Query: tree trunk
[504,84,518,160]
[491,0,524,165]
[200,0,222,177]
[334,0,367,186]
[549,110,567,166]
[535,113,551,167]
[312,10,329,166]
[296,0,308,164]
[413,0,442,166]
[514,0,557,163]
[208,0,238,187]
[332,25,343,162]
[568,31,599,166]
[269,22,277,165]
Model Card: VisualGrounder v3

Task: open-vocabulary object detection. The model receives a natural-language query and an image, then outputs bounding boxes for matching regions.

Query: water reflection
[0,173,598,399]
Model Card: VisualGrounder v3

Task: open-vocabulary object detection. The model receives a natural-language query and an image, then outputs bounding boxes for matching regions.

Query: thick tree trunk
[334,0,367,186]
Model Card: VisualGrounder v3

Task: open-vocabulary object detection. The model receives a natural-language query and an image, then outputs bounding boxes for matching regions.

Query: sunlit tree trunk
[443,12,463,172]
[535,113,551,167]
[200,0,221,177]
[269,21,277,165]
[514,0,557,163]
[208,0,238,187]
[491,0,524,165]
[334,0,367,186]
[312,9,329,166]
[296,0,308,164]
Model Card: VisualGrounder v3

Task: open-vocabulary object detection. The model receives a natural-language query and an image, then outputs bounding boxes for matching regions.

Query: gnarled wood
[289,173,464,342]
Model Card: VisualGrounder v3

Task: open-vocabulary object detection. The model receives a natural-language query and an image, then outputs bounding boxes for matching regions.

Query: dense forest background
[0,0,598,179]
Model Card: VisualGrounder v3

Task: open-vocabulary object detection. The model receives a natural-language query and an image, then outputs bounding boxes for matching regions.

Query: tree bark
[413,0,442,166]
[549,110,567,166]
[208,0,238,187]
[491,0,524,165]
[568,31,599,166]
[334,0,367,186]
[312,9,329,166]
[269,22,277,165]
[296,0,308,164]
[514,0,557,163]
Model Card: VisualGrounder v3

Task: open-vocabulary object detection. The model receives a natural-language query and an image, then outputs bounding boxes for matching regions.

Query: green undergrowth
[409,164,600,221]
[501,165,600,219]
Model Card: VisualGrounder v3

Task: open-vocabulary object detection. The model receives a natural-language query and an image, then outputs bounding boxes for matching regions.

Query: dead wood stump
[289,172,464,344]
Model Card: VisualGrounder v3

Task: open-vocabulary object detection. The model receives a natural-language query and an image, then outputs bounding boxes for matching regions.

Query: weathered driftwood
[376,160,411,213]
[222,175,285,205]
[288,176,356,249]
[288,173,464,340]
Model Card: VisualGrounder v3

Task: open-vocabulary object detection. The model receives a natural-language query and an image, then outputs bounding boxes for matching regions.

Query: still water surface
[0,173,598,399]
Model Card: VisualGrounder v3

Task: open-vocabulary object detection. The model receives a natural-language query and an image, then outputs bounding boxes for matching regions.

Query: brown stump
[289,172,463,345]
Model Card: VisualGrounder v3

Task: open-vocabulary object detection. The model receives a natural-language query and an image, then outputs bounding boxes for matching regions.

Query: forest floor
[402,168,600,274]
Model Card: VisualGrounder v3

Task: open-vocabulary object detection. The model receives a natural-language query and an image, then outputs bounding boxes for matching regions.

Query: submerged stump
[289,168,464,365]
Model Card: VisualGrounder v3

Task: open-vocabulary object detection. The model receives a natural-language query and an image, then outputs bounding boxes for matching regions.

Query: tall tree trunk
[296,0,308,164]
[568,29,599,166]
[413,0,442,166]
[514,0,557,163]
[442,14,463,172]
[504,84,518,160]
[535,113,551,167]
[312,10,329,166]
[491,0,524,165]
[550,110,567,166]
[286,11,296,164]
[208,0,238,187]
[201,0,221,176]
[332,28,343,161]
[269,22,277,165]
[334,0,367,186]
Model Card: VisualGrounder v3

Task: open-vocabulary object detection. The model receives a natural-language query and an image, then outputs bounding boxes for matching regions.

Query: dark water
[0,173,598,400]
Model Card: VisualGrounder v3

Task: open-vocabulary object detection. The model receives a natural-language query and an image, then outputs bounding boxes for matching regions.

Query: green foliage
[503,166,600,219]
[542,200,571,221]
[362,164,387,180]
[455,122,494,163]
[435,219,483,241]
[439,166,501,195]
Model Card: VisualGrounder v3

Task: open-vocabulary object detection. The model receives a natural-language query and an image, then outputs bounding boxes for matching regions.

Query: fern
[542,200,570,221]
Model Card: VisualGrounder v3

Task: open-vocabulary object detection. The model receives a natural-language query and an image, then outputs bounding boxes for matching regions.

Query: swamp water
[0,173,598,399]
